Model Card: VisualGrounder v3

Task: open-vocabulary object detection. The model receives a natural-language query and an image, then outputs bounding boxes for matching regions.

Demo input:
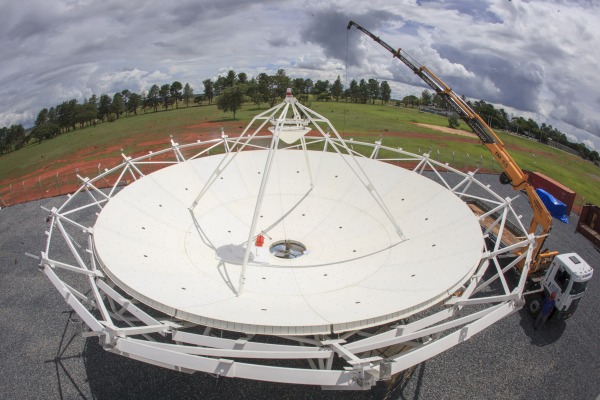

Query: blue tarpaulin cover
[536,188,569,223]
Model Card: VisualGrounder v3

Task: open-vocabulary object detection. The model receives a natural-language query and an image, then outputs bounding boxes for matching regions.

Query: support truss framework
[39,114,537,390]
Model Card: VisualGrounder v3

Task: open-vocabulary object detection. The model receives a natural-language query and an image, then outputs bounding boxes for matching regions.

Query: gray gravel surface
[0,174,598,400]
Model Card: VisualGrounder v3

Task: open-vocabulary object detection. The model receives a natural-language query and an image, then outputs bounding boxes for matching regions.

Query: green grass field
[1,100,599,206]
[307,101,600,205]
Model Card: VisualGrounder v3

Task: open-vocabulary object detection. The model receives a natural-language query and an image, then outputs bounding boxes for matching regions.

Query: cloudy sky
[1,0,599,150]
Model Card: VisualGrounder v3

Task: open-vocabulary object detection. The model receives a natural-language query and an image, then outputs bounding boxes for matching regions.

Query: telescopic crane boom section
[347,21,554,270]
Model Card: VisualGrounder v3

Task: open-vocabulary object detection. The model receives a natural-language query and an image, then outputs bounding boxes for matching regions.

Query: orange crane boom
[347,21,554,270]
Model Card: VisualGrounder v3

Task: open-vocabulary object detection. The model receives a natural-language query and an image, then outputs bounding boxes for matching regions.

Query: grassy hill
[1,100,598,207]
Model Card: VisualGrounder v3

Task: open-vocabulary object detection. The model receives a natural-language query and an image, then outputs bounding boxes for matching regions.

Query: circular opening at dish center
[269,240,307,259]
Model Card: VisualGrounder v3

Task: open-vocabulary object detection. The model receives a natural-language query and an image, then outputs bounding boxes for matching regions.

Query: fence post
[37,177,42,199]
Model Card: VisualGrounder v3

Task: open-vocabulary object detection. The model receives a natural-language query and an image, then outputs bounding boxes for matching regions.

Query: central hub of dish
[269,240,307,259]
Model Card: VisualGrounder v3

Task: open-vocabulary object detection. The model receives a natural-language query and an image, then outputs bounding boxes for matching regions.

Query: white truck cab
[541,253,594,319]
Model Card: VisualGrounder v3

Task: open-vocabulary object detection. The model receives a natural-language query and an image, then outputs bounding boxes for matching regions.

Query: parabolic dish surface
[93,149,484,335]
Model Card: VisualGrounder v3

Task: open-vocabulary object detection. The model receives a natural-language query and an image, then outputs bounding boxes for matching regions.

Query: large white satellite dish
[39,90,536,389]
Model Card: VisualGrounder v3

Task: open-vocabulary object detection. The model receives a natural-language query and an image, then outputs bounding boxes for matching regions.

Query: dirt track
[0,122,538,207]
[414,123,478,138]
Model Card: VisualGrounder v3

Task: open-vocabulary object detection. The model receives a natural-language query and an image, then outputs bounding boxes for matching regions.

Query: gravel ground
[0,174,598,400]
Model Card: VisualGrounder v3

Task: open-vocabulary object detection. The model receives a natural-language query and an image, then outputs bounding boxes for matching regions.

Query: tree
[76,100,97,128]
[0,127,8,154]
[473,100,498,127]
[313,80,330,97]
[289,78,310,102]
[194,94,205,106]
[85,95,98,125]
[237,72,248,84]
[128,93,141,115]
[380,81,391,104]
[292,78,307,97]
[348,79,359,103]
[14,124,26,149]
[269,69,291,106]
[56,99,78,131]
[120,90,131,116]
[217,85,246,118]
[147,84,160,112]
[159,84,171,110]
[225,70,237,87]
[402,95,419,107]
[368,79,380,104]
[183,83,194,107]
[448,115,459,129]
[331,76,343,102]
[203,79,214,105]
[112,93,125,119]
[432,94,445,109]
[246,78,263,107]
[47,107,57,125]
[497,108,509,130]
[1,124,27,151]
[35,108,49,126]
[170,81,183,109]
[98,94,112,120]
[304,79,313,96]
[31,122,60,144]
[256,73,271,106]
[421,90,432,106]
[358,79,369,104]
[214,75,228,95]
[255,70,291,107]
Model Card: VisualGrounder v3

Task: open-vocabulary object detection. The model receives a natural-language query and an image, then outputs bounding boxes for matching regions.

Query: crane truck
[347,21,593,322]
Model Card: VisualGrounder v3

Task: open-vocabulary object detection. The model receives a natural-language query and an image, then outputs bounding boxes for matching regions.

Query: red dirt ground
[0,122,239,206]
[0,122,539,208]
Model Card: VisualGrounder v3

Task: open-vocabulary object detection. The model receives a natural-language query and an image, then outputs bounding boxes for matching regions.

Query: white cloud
[583,139,596,151]
[95,69,171,95]
[0,0,598,150]
[0,110,34,128]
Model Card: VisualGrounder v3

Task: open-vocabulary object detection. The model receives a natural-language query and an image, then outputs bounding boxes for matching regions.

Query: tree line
[400,90,600,163]
[211,69,392,118]
[0,69,596,164]
[0,69,394,153]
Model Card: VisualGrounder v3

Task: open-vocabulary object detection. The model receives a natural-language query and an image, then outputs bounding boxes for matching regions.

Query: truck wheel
[499,172,512,185]
[526,294,544,316]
